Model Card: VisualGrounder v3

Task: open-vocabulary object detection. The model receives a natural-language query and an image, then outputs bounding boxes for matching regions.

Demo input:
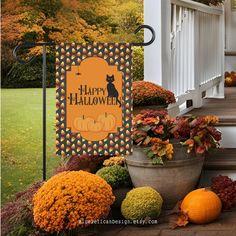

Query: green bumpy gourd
[96,165,131,189]
[121,187,163,220]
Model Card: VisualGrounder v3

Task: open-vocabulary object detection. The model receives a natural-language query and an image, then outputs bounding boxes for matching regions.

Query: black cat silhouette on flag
[106,74,121,107]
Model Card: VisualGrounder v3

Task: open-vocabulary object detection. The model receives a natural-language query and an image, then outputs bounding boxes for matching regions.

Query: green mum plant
[96,165,131,189]
[121,187,163,221]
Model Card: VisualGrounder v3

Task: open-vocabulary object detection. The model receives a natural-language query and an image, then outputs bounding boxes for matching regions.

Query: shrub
[96,165,131,189]
[1,181,43,236]
[2,53,55,88]
[132,46,144,81]
[121,187,163,220]
[133,81,176,106]
[33,171,115,233]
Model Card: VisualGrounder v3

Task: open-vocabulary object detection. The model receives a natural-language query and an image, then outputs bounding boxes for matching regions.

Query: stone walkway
[97,208,236,236]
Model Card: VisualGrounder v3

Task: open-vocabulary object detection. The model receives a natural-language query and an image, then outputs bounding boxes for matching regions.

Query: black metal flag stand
[13,25,156,181]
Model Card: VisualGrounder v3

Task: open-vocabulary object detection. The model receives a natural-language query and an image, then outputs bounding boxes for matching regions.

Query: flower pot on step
[125,145,204,209]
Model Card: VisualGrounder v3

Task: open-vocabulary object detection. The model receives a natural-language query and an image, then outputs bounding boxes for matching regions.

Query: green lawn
[1,88,60,205]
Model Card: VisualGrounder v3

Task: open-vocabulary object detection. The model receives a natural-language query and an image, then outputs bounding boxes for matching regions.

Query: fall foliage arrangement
[132,109,174,164]
[33,171,115,233]
[132,109,222,164]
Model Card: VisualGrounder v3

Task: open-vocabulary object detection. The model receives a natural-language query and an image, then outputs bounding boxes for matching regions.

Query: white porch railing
[144,0,224,116]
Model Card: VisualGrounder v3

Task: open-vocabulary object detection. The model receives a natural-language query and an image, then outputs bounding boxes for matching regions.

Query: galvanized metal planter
[125,144,205,209]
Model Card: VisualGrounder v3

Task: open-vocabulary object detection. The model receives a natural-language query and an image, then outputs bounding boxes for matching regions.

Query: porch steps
[199,118,236,185]
[198,148,236,187]
[185,87,236,185]
[216,120,236,126]
[204,148,236,170]
[185,114,236,172]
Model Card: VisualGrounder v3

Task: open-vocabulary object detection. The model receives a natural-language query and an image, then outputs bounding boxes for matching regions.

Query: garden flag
[56,42,132,156]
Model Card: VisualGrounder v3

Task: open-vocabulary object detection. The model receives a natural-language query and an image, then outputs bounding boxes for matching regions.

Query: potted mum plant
[125,110,222,209]
[133,81,176,115]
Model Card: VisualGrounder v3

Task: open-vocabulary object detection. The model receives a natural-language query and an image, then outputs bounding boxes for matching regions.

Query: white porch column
[205,6,225,99]
[213,7,225,99]
[144,0,171,89]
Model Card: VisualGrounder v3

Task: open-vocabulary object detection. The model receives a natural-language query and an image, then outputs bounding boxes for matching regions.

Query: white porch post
[213,7,225,99]
[144,0,171,89]
[205,7,225,99]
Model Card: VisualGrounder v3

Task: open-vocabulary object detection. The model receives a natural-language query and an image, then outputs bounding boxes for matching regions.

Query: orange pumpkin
[97,113,116,131]
[225,76,233,87]
[231,71,236,86]
[74,116,93,131]
[181,188,222,224]
[87,120,102,132]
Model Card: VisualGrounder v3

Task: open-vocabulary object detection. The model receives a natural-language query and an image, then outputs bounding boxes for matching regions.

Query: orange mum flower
[33,171,115,233]
[133,81,176,106]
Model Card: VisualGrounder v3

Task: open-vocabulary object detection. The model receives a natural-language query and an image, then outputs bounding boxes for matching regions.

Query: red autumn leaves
[132,110,222,162]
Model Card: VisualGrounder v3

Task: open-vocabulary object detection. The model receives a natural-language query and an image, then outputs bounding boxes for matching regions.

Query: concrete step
[216,126,236,148]
[184,87,236,148]
[199,148,236,186]
[216,117,236,127]
[204,148,236,170]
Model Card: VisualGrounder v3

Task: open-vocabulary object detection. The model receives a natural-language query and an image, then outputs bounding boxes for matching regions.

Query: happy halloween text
[67,85,122,106]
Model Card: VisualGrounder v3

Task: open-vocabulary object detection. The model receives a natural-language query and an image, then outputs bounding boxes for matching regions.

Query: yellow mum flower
[103,156,124,166]
[166,143,174,160]
[204,115,219,125]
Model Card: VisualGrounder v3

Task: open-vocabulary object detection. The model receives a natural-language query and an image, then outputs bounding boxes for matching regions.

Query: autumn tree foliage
[1,0,143,87]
